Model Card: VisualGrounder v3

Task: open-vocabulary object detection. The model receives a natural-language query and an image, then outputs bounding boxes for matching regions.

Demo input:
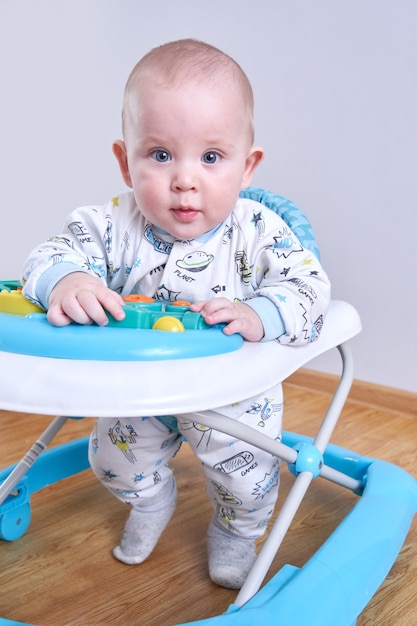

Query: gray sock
[207,518,257,589]
[113,476,177,565]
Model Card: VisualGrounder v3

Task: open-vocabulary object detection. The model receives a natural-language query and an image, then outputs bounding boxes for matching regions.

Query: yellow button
[152,316,185,332]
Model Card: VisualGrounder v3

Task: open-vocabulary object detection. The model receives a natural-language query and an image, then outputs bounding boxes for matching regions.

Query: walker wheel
[0,503,31,541]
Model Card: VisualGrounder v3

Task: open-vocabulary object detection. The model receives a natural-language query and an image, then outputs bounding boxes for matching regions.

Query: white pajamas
[88,386,283,539]
[22,190,330,540]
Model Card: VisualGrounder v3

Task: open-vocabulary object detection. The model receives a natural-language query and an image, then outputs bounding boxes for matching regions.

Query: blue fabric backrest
[239,187,320,260]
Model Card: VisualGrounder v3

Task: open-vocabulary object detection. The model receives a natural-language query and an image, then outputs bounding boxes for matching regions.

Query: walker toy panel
[0,285,243,360]
[0,311,243,361]
[0,281,243,361]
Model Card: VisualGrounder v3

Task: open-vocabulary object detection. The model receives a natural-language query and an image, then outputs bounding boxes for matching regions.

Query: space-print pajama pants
[88,383,283,540]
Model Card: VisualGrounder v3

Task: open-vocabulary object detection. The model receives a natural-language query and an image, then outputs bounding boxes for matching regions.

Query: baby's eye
[202,151,219,164]
[151,149,171,163]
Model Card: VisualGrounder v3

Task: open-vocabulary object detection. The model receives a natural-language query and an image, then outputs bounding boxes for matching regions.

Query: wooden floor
[1,370,416,625]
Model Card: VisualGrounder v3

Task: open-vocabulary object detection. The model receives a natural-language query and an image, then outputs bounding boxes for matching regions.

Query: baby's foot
[113,476,177,565]
[207,519,257,589]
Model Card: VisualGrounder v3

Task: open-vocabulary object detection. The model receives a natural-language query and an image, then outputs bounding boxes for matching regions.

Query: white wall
[1,0,416,392]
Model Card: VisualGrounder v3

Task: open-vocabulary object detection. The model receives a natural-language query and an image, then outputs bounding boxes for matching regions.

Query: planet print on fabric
[176,251,214,272]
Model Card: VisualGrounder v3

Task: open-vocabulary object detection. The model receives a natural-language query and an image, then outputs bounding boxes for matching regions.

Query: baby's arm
[190,298,264,342]
[48,272,125,327]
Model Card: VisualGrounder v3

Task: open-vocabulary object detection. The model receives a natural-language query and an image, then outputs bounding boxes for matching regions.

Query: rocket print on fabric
[108,420,138,463]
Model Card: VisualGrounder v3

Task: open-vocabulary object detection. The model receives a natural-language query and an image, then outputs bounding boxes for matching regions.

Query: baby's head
[113,39,264,240]
[122,39,255,146]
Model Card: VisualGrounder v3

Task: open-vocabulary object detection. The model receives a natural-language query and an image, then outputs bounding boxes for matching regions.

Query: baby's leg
[177,383,283,588]
[89,416,182,564]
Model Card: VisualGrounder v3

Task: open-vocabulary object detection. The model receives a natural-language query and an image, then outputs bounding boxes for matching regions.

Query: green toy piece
[106,301,213,331]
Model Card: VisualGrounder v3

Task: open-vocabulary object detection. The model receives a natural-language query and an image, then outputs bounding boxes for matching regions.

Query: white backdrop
[1,0,416,392]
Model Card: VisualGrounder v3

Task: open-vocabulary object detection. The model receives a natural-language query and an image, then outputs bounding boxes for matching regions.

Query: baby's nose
[171,164,197,191]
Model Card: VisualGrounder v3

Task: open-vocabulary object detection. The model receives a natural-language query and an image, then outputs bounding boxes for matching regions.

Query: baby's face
[117,79,262,240]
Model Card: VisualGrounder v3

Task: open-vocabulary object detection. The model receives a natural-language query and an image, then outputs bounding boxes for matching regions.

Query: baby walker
[0,188,416,626]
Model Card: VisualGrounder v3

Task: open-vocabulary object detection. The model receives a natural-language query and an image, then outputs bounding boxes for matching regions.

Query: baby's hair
[122,38,254,143]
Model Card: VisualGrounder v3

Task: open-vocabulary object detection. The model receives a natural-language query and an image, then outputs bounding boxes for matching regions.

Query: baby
[22,39,330,589]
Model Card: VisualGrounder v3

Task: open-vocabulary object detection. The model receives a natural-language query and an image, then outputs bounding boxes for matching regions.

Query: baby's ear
[241,147,264,188]
[113,140,133,188]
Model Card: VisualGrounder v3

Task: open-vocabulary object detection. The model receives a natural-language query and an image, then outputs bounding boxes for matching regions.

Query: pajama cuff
[36,262,90,309]
[244,296,286,341]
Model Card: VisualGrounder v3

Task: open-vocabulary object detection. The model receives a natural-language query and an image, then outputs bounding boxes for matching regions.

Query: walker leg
[235,342,357,604]
[0,415,69,506]
[235,470,314,607]
[313,342,354,453]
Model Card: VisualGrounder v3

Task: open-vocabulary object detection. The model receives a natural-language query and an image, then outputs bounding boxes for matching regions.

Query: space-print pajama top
[21,192,331,537]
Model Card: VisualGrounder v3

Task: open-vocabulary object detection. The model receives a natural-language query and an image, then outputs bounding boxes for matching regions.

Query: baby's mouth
[172,207,199,222]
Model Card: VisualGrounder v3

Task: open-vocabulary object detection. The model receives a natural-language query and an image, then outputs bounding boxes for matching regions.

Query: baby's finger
[73,291,112,326]
[99,292,126,322]
[47,305,73,327]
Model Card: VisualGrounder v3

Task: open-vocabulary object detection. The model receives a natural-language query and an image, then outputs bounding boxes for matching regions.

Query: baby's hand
[190,298,264,342]
[47,272,125,327]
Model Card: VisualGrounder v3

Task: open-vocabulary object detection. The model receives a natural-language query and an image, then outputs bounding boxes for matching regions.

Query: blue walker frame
[0,188,416,626]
